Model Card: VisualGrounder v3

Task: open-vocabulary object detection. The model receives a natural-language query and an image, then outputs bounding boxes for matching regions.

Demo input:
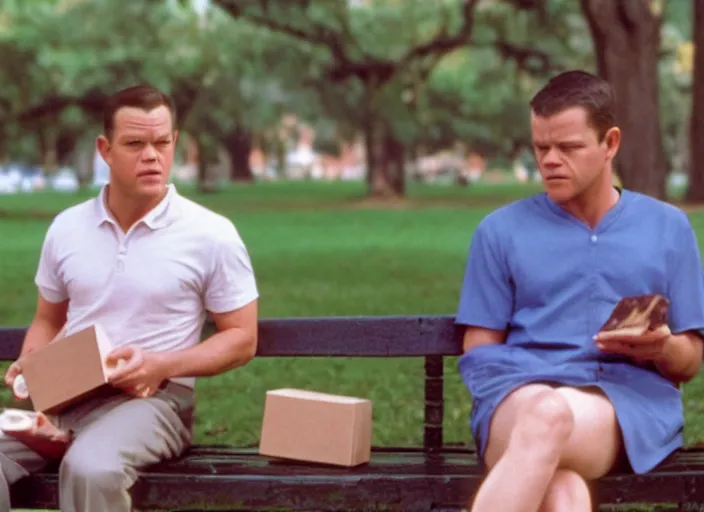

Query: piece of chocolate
[599,294,669,333]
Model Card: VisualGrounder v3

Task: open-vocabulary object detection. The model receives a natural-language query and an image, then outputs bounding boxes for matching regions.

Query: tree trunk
[194,136,218,193]
[361,78,405,198]
[56,129,79,167]
[0,123,6,164]
[366,118,390,197]
[73,141,94,188]
[383,129,406,196]
[686,0,704,202]
[223,126,254,182]
[580,0,667,199]
[366,118,405,198]
[362,86,376,191]
[37,128,58,176]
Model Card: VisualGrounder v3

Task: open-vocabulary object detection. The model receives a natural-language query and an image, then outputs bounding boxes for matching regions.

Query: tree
[0,0,327,189]
[213,0,482,197]
[0,0,231,188]
[685,0,704,202]
[179,9,324,184]
[0,0,204,171]
[580,0,668,199]
[420,0,594,164]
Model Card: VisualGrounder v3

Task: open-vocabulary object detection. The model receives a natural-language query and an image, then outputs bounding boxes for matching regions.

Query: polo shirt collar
[95,183,179,230]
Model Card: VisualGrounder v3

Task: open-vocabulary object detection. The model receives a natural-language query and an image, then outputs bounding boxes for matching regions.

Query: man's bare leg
[469,384,622,512]
[538,469,592,512]
[470,385,571,512]
[555,387,623,479]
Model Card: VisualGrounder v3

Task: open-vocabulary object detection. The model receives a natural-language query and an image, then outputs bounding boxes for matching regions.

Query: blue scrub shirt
[456,189,704,474]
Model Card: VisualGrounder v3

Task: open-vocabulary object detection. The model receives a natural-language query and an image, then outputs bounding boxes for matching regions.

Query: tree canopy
[0,0,699,198]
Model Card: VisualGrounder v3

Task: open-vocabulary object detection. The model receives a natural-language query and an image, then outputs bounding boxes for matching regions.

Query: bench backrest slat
[0,315,463,360]
[0,327,23,361]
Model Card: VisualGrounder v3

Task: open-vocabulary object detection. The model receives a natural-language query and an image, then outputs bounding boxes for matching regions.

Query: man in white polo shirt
[0,84,259,512]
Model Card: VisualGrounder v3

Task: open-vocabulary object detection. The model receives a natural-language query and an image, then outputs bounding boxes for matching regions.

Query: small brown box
[21,324,116,414]
[259,388,373,467]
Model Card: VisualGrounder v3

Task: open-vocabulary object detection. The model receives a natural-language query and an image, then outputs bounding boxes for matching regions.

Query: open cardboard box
[20,324,116,414]
[259,388,373,467]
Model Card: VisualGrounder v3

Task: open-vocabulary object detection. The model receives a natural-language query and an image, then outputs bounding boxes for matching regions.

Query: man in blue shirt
[456,70,704,512]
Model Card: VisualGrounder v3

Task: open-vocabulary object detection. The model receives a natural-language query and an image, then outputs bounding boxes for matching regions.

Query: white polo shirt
[34,184,259,388]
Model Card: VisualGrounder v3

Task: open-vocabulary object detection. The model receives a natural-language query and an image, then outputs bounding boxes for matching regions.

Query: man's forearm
[157,327,257,379]
[654,331,703,383]
[20,319,65,358]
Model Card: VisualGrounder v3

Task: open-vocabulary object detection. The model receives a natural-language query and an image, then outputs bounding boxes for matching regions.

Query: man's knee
[509,390,574,457]
[60,447,127,492]
[539,469,591,512]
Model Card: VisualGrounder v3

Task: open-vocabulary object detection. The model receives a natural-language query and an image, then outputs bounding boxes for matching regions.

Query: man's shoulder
[47,196,99,233]
[624,190,690,225]
[476,194,544,231]
[174,194,242,240]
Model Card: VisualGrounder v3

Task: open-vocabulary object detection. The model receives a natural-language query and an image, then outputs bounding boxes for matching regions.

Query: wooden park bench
[1,315,704,511]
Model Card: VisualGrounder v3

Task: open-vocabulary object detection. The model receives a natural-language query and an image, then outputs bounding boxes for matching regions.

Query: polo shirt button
[591,235,598,243]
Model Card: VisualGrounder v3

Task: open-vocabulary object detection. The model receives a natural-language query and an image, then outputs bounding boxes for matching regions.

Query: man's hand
[4,361,26,400]
[105,346,167,398]
[0,410,72,460]
[594,326,671,362]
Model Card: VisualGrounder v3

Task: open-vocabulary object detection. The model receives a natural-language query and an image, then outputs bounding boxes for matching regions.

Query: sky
[192,0,209,16]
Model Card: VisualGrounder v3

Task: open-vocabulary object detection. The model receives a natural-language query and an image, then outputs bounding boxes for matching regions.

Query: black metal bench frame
[0,315,703,511]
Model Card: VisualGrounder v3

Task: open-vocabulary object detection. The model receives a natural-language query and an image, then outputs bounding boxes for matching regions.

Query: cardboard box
[21,324,116,414]
[259,388,373,467]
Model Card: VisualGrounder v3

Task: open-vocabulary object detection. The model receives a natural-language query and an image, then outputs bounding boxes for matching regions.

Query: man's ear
[173,130,179,146]
[97,135,111,165]
[604,127,621,161]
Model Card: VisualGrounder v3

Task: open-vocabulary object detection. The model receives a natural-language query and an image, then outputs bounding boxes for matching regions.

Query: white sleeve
[204,223,258,313]
[34,221,68,303]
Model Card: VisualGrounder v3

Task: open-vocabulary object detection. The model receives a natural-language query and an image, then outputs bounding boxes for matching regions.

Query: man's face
[531,106,619,204]
[97,105,178,200]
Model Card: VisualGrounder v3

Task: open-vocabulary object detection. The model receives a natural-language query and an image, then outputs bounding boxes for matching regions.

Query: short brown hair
[103,84,176,139]
[530,70,616,140]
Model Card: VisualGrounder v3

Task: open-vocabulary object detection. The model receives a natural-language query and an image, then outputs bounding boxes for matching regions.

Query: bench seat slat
[11,447,704,510]
[146,447,481,476]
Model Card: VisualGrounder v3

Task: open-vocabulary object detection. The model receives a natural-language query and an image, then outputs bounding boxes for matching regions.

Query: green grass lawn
[1,179,703,511]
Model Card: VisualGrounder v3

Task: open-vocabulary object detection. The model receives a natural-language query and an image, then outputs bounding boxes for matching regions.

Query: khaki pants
[0,381,194,512]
